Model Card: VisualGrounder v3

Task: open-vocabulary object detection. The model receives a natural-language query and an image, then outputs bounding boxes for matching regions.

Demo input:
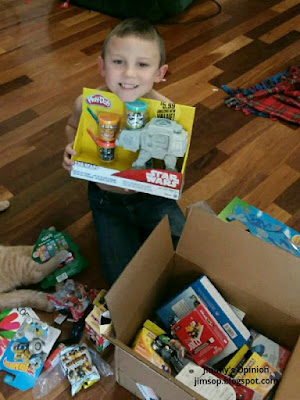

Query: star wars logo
[85,94,111,108]
[146,170,180,188]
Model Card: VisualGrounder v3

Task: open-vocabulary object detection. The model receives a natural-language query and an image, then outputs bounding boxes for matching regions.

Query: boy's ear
[98,56,105,77]
[154,64,168,83]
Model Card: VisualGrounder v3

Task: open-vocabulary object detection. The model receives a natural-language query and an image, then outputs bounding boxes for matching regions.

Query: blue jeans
[88,182,185,286]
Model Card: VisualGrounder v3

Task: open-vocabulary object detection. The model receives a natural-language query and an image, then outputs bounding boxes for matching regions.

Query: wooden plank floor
[0,0,299,398]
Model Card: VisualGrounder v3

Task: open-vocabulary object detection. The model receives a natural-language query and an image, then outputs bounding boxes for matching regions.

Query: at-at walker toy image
[116,117,188,171]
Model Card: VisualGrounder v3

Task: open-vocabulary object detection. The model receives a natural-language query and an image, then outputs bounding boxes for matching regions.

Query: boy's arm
[62,95,82,172]
[66,95,82,141]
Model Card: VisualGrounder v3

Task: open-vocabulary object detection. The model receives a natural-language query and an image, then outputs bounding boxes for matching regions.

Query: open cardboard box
[105,207,300,400]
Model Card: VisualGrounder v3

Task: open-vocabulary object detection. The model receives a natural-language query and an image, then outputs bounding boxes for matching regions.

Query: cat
[0,245,68,311]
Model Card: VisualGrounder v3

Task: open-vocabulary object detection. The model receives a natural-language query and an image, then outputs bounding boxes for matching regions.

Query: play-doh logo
[146,170,180,188]
[85,94,111,108]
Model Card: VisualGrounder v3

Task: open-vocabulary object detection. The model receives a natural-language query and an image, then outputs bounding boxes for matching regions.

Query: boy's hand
[62,142,76,172]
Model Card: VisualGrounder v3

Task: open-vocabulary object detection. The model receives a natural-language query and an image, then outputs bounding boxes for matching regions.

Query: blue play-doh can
[125,100,147,129]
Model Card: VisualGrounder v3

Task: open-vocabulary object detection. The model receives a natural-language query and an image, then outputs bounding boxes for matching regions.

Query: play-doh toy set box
[71,88,195,199]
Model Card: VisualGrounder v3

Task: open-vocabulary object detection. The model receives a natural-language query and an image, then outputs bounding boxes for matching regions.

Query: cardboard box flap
[115,346,207,400]
[106,216,174,343]
[275,335,300,400]
[177,207,300,320]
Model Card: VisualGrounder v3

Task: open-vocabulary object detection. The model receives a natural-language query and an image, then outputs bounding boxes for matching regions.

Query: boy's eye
[138,62,149,67]
[113,60,123,65]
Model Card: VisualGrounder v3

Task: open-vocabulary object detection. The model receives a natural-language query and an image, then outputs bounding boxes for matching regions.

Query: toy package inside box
[176,363,237,400]
[132,320,173,375]
[156,275,250,366]
[218,197,300,258]
[172,304,229,366]
[71,88,195,200]
[248,329,290,373]
[204,367,255,400]
[232,351,281,399]
[32,229,88,288]
[222,344,281,399]
[0,317,60,391]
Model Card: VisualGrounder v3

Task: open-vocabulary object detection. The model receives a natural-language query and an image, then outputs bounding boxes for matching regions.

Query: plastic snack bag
[32,229,88,288]
[47,280,91,322]
[33,347,113,398]
[89,348,114,377]
[32,362,66,399]
[60,344,100,396]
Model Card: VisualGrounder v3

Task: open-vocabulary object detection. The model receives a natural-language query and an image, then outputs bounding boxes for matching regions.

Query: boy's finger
[64,158,74,166]
[63,153,74,164]
[62,161,73,172]
[66,141,76,152]
[66,148,76,156]
[67,148,76,155]
[64,149,76,159]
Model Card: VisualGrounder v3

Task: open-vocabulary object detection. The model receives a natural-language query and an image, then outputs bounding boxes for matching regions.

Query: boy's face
[98,35,168,102]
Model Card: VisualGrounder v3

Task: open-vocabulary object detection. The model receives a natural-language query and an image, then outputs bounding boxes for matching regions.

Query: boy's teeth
[121,84,137,88]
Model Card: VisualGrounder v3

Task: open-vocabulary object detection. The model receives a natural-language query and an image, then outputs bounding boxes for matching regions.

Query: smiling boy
[98,21,169,102]
[62,18,185,286]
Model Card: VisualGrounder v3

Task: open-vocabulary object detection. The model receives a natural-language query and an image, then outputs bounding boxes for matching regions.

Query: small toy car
[16,317,48,340]
[11,342,44,368]
[13,317,48,359]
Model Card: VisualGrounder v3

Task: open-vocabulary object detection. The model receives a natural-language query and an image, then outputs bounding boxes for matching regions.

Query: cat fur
[0,245,68,311]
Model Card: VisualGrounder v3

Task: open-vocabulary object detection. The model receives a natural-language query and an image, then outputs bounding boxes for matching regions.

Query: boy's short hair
[101,18,166,67]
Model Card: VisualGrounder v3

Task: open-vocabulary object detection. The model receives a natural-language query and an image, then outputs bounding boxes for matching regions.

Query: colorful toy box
[222,344,253,378]
[156,275,250,365]
[218,197,300,258]
[71,89,195,199]
[190,276,250,349]
[248,329,291,373]
[92,289,108,312]
[233,352,281,399]
[85,306,112,352]
[172,304,229,366]
[222,344,282,399]
[132,321,171,374]
[156,286,203,330]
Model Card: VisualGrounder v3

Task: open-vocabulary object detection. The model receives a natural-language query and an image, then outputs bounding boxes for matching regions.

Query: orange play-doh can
[98,113,120,141]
